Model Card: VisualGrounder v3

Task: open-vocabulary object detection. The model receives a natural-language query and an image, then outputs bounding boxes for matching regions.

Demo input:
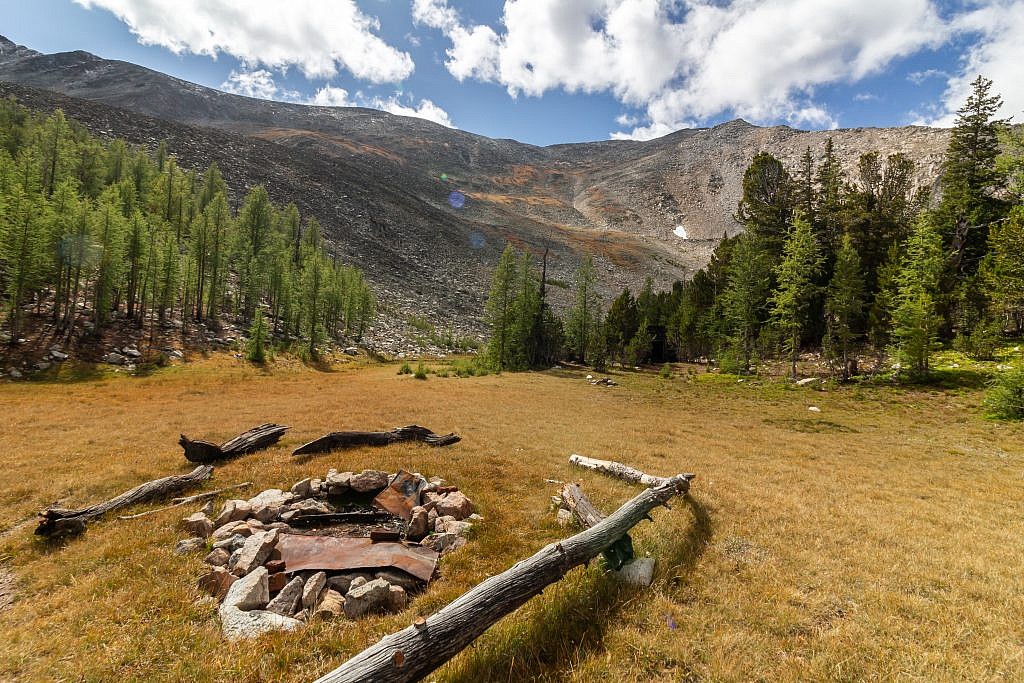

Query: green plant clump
[985,365,1024,419]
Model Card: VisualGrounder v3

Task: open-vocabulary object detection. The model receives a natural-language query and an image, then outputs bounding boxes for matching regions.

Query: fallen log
[37,465,214,536]
[292,425,460,457]
[559,482,634,569]
[117,482,253,520]
[569,454,695,488]
[311,474,691,683]
[180,423,289,463]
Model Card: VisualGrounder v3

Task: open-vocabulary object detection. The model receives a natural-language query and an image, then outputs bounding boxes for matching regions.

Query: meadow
[0,356,1021,682]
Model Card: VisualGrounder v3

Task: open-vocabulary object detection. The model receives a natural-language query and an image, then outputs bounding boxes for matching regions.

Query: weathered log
[179,423,289,463]
[311,474,691,683]
[117,482,253,520]
[292,425,460,456]
[559,483,633,569]
[36,465,214,536]
[569,454,695,488]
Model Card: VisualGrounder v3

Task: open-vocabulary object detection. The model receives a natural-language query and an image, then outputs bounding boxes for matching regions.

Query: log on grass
[293,425,460,456]
[180,423,289,463]
[559,482,636,569]
[311,474,692,683]
[36,465,214,536]
[569,454,695,488]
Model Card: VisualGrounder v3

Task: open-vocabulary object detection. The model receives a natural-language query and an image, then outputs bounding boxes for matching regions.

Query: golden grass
[0,358,1022,682]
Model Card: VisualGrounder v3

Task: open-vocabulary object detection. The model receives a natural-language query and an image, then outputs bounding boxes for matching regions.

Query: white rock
[556,509,574,527]
[247,489,294,508]
[343,578,392,619]
[213,500,252,527]
[266,576,305,617]
[302,571,327,609]
[175,537,205,554]
[230,530,280,576]
[223,566,269,611]
[808,406,822,413]
[219,604,301,640]
[614,558,656,586]
[795,377,816,386]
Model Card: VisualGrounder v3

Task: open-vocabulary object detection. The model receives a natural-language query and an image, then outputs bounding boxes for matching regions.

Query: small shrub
[660,363,672,379]
[717,345,750,375]
[398,361,412,375]
[414,361,428,380]
[985,365,1024,420]
[246,311,268,364]
[450,357,490,377]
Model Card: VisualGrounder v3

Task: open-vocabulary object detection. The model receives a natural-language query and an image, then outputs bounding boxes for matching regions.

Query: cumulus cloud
[221,69,297,100]
[927,0,1024,126]
[73,0,414,83]
[309,84,456,128]
[310,85,355,107]
[414,0,951,138]
[371,95,455,127]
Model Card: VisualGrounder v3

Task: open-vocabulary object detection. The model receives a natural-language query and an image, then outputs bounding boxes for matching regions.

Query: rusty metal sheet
[276,533,438,582]
[372,470,426,521]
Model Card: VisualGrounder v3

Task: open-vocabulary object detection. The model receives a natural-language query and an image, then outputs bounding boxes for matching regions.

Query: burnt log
[292,425,460,457]
[36,465,214,536]
[179,423,289,463]
[311,474,692,683]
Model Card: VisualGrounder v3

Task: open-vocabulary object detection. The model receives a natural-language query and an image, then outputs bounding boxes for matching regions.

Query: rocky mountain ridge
[0,36,951,340]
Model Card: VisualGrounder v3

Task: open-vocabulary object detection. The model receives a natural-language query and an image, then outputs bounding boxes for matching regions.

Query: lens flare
[469,230,486,249]
[440,173,448,181]
[448,191,466,209]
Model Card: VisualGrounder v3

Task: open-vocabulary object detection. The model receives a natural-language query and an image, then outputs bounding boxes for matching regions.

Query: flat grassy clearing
[0,358,1021,682]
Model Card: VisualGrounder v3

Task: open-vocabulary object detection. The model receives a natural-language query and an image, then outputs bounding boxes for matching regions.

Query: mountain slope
[0,36,951,332]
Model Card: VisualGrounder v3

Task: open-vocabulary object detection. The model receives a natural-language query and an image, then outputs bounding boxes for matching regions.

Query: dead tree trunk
[311,474,692,683]
[180,423,289,463]
[293,425,460,456]
[569,454,695,487]
[36,465,213,536]
[559,482,635,569]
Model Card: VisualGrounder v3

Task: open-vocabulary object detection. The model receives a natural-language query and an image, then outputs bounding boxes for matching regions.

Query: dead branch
[292,425,460,457]
[179,423,289,463]
[37,465,214,536]
[311,474,691,683]
[117,482,253,520]
[569,454,695,488]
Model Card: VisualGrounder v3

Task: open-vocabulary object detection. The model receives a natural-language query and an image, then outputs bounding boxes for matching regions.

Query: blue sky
[1,0,1022,146]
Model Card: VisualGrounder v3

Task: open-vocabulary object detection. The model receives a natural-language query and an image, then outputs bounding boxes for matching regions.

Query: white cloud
[73,0,414,83]
[907,68,948,85]
[854,92,880,102]
[371,95,455,127]
[927,0,1024,126]
[414,0,948,138]
[310,84,456,128]
[221,69,292,100]
[310,85,355,107]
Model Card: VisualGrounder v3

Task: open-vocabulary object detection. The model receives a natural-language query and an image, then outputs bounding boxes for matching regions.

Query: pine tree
[484,244,518,371]
[937,75,1008,277]
[246,309,268,363]
[824,232,864,378]
[891,215,944,377]
[1,185,44,341]
[720,233,769,373]
[985,205,1024,333]
[736,152,793,259]
[770,212,823,378]
[566,254,600,364]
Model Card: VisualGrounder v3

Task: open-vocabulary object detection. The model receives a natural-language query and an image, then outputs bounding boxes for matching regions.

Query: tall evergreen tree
[566,254,600,364]
[484,244,518,371]
[770,212,823,377]
[736,152,793,258]
[891,216,944,377]
[720,234,769,373]
[824,232,865,378]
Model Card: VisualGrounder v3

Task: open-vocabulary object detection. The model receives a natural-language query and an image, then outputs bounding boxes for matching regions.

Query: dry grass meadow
[0,356,1022,682]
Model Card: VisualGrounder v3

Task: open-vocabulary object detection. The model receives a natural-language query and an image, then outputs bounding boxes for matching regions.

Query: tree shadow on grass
[445,496,712,683]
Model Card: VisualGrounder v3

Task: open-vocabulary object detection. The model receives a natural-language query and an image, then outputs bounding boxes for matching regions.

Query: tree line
[0,99,374,358]
[483,76,1024,379]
